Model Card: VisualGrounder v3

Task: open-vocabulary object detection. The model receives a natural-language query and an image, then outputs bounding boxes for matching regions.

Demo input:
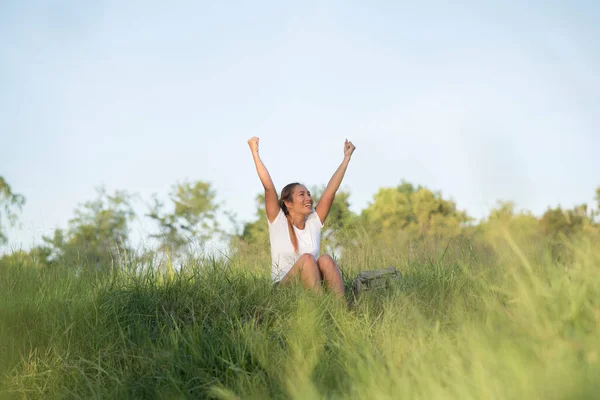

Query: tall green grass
[1,232,599,399]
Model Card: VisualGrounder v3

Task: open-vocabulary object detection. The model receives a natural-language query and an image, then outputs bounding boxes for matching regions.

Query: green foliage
[0,246,52,269]
[361,181,471,239]
[8,178,599,270]
[1,232,599,399]
[41,187,135,270]
[239,193,269,245]
[540,204,589,239]
[361,182,415,232]
[146,180,220,255]
[3,176,600,398]
[483,201,540,237]
[0,176,25,246]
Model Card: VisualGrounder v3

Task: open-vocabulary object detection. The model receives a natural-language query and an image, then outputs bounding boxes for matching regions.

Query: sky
[1,0,599,254]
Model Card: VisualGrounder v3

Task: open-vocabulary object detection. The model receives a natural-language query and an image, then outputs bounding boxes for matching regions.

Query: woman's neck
[288,213,306,229]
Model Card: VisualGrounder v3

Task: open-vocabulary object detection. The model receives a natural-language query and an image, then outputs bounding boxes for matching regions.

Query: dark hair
[279,182,301,254]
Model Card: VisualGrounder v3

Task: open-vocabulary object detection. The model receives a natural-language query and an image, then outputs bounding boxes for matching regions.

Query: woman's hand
[344,139,356,158]
[248,137,260,155]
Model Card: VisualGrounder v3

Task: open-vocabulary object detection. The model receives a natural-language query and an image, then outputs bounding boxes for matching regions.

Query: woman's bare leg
[280,254,322,293]
[317,255,345,298]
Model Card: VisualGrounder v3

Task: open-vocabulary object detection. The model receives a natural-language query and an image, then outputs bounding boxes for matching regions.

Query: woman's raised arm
[248,137,280,223]
[315,139,356,224]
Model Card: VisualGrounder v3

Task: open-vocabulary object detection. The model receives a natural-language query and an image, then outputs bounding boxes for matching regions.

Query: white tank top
[268,208,324,282]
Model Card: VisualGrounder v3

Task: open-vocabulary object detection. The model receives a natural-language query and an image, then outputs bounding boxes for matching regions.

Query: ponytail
[280,198,299,254]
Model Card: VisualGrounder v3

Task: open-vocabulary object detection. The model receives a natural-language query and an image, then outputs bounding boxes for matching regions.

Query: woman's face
[286,185,313,215]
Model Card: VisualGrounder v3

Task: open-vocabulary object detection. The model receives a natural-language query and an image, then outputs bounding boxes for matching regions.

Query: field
[1,232,599,399]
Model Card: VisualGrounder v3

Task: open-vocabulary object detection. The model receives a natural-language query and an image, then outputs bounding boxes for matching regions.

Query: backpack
[351,266,402,300]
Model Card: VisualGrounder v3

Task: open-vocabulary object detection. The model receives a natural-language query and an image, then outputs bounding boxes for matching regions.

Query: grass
[1,232,599,399]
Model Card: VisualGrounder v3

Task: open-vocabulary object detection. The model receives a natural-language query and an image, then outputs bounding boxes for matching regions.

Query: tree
[540,204,588,239]
[0,245,52,268]
[0,176,25,246]
[360,184,415,232]
[239,193,269,245]
[361,181,470,238]
[482,200,541,246]
[487,200,518,224]
[42,187,135,269]
[146,180,220,255]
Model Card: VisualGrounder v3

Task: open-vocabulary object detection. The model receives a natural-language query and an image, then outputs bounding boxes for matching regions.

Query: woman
[247,136,356,297]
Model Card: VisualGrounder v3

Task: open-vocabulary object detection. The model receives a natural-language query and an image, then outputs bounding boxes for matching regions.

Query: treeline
[1,175,599,269]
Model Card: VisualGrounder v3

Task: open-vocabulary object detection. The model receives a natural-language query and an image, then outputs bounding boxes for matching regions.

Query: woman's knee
[318,254,341,275]
[298,253,318,267]
[317,254,336,268]
[294,253,318,276]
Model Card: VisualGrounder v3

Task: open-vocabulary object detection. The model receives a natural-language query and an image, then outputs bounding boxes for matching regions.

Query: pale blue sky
[2,0,599,253]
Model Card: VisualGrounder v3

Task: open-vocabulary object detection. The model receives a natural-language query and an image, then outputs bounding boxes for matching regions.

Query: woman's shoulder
[268,208,286,226]
[307,209,324,229]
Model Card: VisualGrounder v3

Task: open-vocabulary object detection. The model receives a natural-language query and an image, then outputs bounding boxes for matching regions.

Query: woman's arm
[315,139,356,224]
[248,137,280,223]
